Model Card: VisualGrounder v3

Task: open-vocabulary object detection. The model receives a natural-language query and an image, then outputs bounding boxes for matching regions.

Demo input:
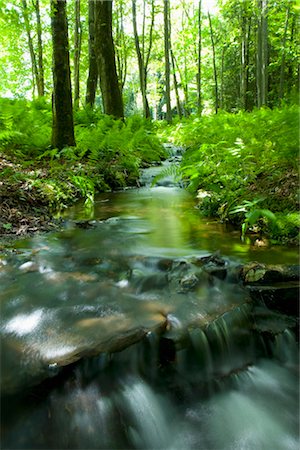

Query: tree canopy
[0,0,298,113]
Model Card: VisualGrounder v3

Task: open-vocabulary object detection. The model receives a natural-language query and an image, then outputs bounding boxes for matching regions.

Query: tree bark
[21,0,39,97]
[169,3,181,118]
[86,0,98,107]
[196,0,202,115]
[208,11,219,114]
[170,49,182,118]
[279,5,290,100]
[256,0,268,107]
[34,0,44,96]
[132,0,150,118]
[51,0,75,149]
[164,0,172,122]
[74,0,82,109]
[95,0,124,118]
[180,9,190,115]
[240,6,251,110]
[115,0,127,91]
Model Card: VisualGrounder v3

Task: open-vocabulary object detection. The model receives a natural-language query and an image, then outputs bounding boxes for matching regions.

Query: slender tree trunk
[256,0,268,107]
[145,0,155,70]
[241,11,249,110]
[164,0,172,122]
[74,0,82,109]
[287,11,296,92]
[86,0,98,107]
[279,5,290,99]
[95,0,124,118]
[21,0,39,97]
[34,0,44,96]
[169,3,181,118]
[132,0,150,118]
[170,49,182,118]
[220,45,225,110]
[196,0,202,114]
[51,0,75,148]
[115,0,127,91]
[208,11,219,114]
[181,9,190,115]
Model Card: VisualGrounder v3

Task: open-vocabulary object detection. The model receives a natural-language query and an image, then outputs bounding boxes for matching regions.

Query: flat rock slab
[0,302,169,395]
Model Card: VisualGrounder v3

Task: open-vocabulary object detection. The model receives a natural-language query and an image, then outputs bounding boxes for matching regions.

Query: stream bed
[1,147,299,449]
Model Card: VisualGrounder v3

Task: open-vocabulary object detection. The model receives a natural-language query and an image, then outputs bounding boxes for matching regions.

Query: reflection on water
[63,186,299,264]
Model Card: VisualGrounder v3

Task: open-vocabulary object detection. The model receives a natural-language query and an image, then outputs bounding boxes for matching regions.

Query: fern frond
[151,165,181,187]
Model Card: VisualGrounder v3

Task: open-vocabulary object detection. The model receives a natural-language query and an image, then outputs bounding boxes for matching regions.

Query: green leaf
[2,223,12,230]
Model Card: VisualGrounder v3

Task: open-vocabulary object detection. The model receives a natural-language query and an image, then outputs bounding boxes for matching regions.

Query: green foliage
[163,105,299,242]
[229,198,277,240]
[0,100,166,212]
[269,212,300,243]
[0,98,51,156]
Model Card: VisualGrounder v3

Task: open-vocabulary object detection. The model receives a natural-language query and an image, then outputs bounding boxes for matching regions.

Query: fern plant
[229,198,277,240]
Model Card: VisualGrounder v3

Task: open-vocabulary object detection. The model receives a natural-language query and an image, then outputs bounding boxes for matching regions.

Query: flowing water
[1,147,299,449]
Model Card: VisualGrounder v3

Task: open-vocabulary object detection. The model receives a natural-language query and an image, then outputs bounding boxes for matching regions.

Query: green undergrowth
[0,99,166,227]
[160,106,299,243]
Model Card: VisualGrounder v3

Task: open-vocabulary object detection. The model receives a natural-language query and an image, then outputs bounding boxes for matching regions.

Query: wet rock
[191,253,226,268]
[237,263,299,316]
[158,337,176,366]
[157,258,173,272]
[0,302,169,395]
[240,263,299,285]
[247,282,299,316]
[137,273,169,293]
[203,266,227,281]
[251,306,298,335]
[180,274,200,291]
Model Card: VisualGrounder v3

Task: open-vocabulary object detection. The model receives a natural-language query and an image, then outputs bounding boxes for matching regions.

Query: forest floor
[0,156,62,240]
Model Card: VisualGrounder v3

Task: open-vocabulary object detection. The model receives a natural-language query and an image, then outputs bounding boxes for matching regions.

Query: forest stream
[1,146,299,449]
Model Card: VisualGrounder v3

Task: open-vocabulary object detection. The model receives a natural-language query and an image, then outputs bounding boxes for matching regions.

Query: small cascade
[273,328,299,366]
[117,377,174,449]
[138,144,184,188]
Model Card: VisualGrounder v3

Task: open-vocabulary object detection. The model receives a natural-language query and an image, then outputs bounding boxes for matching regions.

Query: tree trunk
[279,5,290,100]
[115,0,127,91]
[74,0,82,109]
[34,0,44,96]
[164,0,172,122]
[208,11,219,114]
[240,9,250,110]
[86,0,98,107]
[21,0,39,97]
[256,0,268,107]
[51,0,75,149]
[95,0,124,118]
[220,45,225,110]
[178,9,190,116]
[132,0,150,118]
[169,4,181,119]
[196,0,202,115]
[287,11,297,93]
[170,49,182,118]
